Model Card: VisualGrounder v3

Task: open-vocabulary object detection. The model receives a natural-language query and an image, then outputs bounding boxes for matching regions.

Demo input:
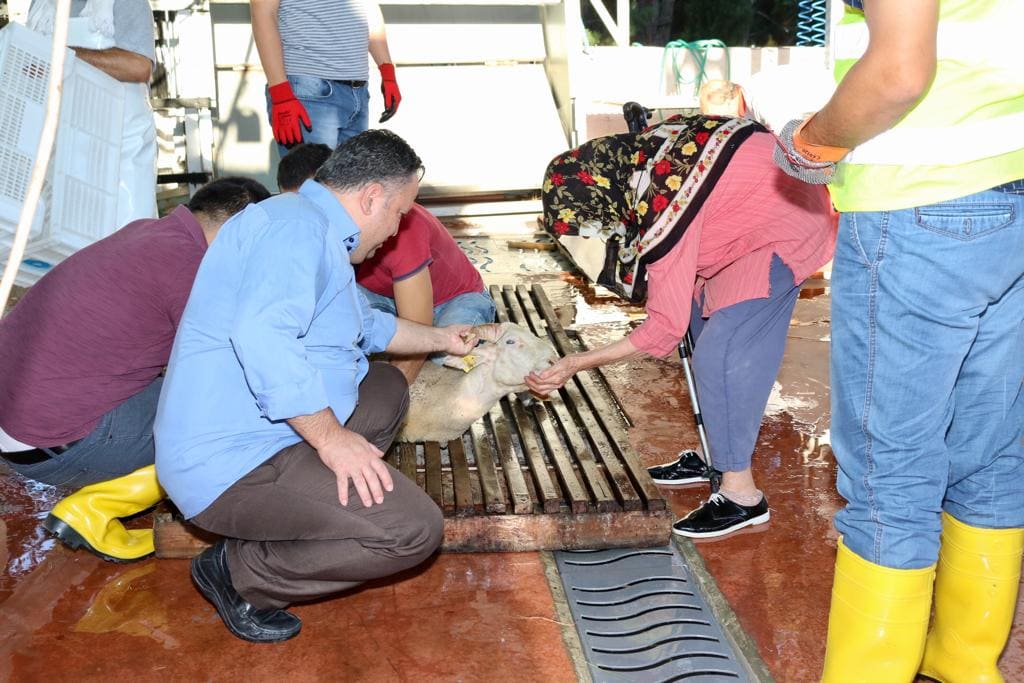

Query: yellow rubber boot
[43,465,165,562]
[821,538,935,683]
[919,513,1024,683]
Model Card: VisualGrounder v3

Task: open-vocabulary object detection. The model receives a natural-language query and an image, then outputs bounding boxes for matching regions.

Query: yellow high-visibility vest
[829,0,1024,212]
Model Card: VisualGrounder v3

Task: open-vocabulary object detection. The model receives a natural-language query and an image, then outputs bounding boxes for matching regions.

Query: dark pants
[191,362,443,609]
[4,378,163,488]
[689,254,802,473]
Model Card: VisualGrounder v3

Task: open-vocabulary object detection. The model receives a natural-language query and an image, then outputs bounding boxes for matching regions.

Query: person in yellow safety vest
[773,1,1024,681]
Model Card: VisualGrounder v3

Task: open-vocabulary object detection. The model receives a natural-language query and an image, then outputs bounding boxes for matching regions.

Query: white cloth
[0,424,36,452]
[26,0,116,39]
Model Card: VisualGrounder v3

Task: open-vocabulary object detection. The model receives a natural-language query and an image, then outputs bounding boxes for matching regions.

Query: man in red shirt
[0,177,270,562]
[357,203,494,383]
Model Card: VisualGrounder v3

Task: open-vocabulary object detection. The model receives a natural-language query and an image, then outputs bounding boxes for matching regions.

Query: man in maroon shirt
[0,177,270,562]
[357,203,494,383]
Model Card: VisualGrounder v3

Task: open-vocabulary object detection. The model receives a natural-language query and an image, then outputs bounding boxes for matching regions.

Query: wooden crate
[154,284,671,556]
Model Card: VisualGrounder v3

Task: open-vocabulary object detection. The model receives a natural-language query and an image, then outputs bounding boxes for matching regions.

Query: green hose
[660,39,730,98]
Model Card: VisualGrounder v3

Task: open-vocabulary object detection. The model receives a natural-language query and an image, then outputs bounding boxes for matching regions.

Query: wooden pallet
[153,284,671,556]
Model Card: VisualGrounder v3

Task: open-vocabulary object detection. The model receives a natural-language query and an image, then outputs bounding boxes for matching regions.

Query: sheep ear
[440,354,471,371]
[440,343,497,373]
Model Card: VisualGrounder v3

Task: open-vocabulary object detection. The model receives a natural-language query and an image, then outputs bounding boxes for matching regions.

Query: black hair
[186,177,271,221]
[314,129,423,193]
[276,143,332,192]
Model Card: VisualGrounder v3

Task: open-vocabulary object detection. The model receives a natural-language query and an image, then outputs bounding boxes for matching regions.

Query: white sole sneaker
[672,510,771,539]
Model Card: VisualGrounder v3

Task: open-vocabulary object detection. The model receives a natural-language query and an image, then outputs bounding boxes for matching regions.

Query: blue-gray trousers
[689,254,802,473]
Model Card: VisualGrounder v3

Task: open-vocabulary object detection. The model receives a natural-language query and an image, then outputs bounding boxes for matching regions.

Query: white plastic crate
[0,22,124,286]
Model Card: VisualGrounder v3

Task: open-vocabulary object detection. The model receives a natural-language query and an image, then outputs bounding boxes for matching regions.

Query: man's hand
[317,428,394,507]
[436,325,478,356]
[268,81,311,146]
[378,63,401,123]
[526,355,582,397]
[772,118,839,185]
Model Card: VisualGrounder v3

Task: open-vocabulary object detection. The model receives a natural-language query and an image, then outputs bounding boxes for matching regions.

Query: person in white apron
[27,0,157,226]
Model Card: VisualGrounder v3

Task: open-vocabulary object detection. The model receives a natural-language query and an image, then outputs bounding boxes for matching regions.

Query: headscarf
[542,114,766,302]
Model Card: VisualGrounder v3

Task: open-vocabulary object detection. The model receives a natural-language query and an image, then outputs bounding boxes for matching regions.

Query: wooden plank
[447,438,477,516]
[153,508,673,558]
[546,397,619,512]
[508,398,562,513]
[513,284,620,511]
[474,409,509,514]
[441,509,672,552]
[563,394,642,511]
[153,508,222,560]
[502,284,532,331]
[480,410,531,514]
[489,284,510,323]
[515,282,641,509]
[385,444,399,468]
[424,441,447,512]
[531,401,589,514]
[399,442,418,486]
[530,283,667,512]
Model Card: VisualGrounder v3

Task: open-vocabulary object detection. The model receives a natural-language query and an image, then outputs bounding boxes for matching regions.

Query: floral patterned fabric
[542,114,766,302]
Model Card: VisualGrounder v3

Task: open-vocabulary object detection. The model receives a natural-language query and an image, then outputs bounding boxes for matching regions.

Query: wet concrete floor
[2,236,1022,681]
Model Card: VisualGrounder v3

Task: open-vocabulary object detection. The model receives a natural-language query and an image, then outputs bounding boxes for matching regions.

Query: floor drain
[555,546,753,683]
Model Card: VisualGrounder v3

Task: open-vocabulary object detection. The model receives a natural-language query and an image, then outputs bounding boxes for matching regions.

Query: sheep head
[442,322,558,393]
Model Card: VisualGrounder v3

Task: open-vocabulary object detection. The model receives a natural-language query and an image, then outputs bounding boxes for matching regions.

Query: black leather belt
[333,79,366,88]
[1,440,80,466]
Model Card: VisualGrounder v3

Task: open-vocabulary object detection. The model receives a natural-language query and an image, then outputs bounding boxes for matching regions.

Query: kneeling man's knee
[397,496,444,561]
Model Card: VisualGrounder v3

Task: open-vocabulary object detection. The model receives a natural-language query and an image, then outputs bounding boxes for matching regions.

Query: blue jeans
[359,287,497,363]
[269,74,370,157]
[689,254,802,473]
[831,187,1024,569]
[7,378,163,489]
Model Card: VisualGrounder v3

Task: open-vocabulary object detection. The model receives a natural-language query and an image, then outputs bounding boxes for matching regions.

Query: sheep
[398,322,558,443]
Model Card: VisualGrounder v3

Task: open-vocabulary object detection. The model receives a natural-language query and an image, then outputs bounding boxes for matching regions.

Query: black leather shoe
[672,493,770,539]
[191,540,302,643]
[647,450,713,485]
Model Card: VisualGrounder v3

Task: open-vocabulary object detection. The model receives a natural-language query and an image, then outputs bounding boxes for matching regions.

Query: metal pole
[0,0,73,314]
[679,332,720,493]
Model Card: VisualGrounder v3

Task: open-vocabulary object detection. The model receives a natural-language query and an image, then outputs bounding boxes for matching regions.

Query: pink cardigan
[629,133,837,358]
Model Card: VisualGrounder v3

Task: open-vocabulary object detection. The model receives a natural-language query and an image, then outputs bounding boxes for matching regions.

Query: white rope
[0,0,72,315]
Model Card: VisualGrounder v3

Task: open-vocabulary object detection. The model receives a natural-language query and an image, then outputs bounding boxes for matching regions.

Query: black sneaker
[647,450,712,485]
[672,493,770,539]
[191,540,302,643]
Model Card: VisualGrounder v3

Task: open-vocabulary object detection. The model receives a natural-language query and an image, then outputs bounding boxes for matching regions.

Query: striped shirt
[629,133,837,358]
[279,0,370,81]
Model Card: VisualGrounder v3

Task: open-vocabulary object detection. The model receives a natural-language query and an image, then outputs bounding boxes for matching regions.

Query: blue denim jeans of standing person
[688,254,802,474]
[5,378,164,489]
[831,185,1024,570]
[268,74,370,157]
[359,286,497,363]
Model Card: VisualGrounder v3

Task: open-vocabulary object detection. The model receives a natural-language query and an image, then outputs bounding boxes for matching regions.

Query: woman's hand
[526,354,583,396]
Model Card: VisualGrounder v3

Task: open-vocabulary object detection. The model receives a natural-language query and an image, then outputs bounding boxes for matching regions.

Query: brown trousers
[191,362,443,609]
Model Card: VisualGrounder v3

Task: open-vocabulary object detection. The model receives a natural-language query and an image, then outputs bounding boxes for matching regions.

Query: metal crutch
[622,102,721,494]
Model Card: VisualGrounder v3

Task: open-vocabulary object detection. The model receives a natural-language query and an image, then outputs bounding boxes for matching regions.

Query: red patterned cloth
[630,132,836,357]
[542,114,765,302]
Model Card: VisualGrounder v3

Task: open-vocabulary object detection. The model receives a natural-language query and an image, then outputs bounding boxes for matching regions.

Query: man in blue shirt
[155,130,477,643]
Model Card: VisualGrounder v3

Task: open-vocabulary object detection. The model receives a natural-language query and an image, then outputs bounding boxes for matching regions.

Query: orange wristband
[793,117,849,164]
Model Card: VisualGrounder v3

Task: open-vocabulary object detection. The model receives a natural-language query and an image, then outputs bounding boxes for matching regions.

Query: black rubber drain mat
[555,546,753,682]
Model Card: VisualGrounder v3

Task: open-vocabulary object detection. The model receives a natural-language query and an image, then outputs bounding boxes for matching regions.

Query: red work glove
[268,81,311,146]
[378,63,401,123]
